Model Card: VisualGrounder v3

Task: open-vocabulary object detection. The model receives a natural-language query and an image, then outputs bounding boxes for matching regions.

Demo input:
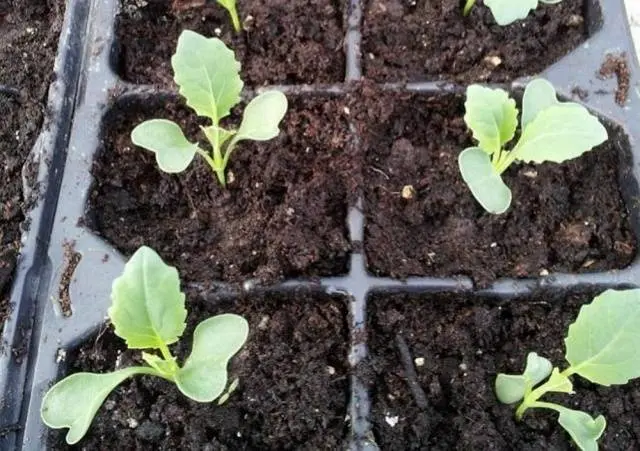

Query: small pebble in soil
[484,55,502,67]
[327,365,336,375]
[414,357,425,367]
[459,363,468,372]
[127,418,139,429]
[55,349,66,363]
[385,414,399,427]
[540,269,550,276]
[401,185,416,200]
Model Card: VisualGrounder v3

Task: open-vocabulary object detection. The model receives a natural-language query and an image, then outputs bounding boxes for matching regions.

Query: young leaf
[496,352,553,403]
[544,368,573,394]
[232,91,288,143]
[131,119,199,173]
[565,289,640,385]
[41,368,151,445]
[458,147,512,214]
[109,246,187,349]
[175,314,249,402]
[464,85,518,155]
[556,407,606,451]
[521,79,560,130]
[217,0,241,32]
[171,30,243,121]
[484,0,538,25]
[511,104,607,164]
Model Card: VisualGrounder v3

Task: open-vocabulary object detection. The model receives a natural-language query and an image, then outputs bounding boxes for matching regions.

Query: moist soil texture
[0,0,64,326]
[86,94,355,287]
[116,0,346,86]
[51,290,350,450]
[356,88,636,286]
[365,290,640,450]
[362,0,588,83]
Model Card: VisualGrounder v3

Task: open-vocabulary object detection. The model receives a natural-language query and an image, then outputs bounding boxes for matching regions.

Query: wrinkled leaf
[109,246,187,349]
[175,314,249,402]
[172,30,243,121]
[131,119,198,173]
[232,91,288,143]
[521,78,560,130]
[557,406,606,451]
[459,147,512,214]
[464,85,518,155]
[565,289,640,385]
[41,368,149,444]
[496,352,553,403]
[512,103,607,164]
[484,0,538,25]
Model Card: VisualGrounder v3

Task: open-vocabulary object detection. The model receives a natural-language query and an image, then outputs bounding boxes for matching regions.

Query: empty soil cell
[365,290,640,450]
[362,0,588,83]
[86,93,355,286]
[356,88,636,286]
[50,290,350,449]
[116,0,346,86]
[0,0,64,325]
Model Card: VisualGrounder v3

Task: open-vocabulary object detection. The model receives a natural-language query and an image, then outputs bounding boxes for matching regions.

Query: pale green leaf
[41,368,150,444]
[565,289,640,386]
[216,0,241,31]
[496,352,552,403]
[172,30,243,121]
[233,91,288,143]
[175,314,248,402]
[459,147,512,214]
[201,125,236,148]
[512,104,607,164]
[557,407,606,451]
[484,0,538,25]
[545,368,574,394]
[108,246,187,349]
[131,119,198,173]
[464,85,518,155]
[142,352,178,376]
[521,79,560,130]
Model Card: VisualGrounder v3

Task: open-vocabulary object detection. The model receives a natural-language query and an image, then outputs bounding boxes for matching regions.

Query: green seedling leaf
[484,0,538,25]
[109,246,187,349]
[557,407,606,451]
[565,289,640,385]
[545,368,573,394]
[512,103,607,164]
[217,0,241,32]
[496,352,552,403]
[464,85,518,155]
[175,314,249,402]
[172,30,243,121]
[459,147,512,214]
[142,352,178,376]
[41,368,150,445]
[131,119,199,173]
[233,91,288,143]
[521,79,560,130]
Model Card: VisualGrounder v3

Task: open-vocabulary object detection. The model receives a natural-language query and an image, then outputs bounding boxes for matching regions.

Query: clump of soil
[51,290,350,450]
[0,0,64,326]
[354,88,636,286]
[86,94,356,287]
[598,53,630,106]
[362,0,588,83]
[116,0,346,86]
[365,290,640,450]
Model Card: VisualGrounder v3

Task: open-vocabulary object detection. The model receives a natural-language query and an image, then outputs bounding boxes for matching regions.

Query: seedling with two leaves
[496,289,640,451]
[462,0,564,25]
[40,246,249,444]
[131,30,288,187]
[459,79,607,214]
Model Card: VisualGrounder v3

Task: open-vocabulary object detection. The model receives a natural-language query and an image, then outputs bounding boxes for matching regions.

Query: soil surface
[116,0,346,86]
[51,290,350,450]
[365,290,640,450]
[355,88,636,285]
[0,0,64,326]
[362,0,588,83]
[87,93,355,286]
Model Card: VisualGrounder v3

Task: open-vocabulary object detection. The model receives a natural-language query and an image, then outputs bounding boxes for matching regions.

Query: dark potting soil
[86,94,356,286]
[356,88,636,285]
[115,0,346,86]
[0,0,64,325]
[362,0,588,83]
[365,290,640,450]
[51,290,350,450]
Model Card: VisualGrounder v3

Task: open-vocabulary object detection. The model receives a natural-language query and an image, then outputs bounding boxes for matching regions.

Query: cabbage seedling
[458,79,607,213]
[496,289,640,451]
[463,0,564,26]
[40,246,249,445]
[131,30,288,187]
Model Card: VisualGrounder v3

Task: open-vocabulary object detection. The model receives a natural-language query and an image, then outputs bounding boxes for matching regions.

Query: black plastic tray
[6,0,640,449]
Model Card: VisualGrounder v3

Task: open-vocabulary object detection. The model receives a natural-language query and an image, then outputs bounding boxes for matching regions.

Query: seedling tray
[6,0,640,449]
